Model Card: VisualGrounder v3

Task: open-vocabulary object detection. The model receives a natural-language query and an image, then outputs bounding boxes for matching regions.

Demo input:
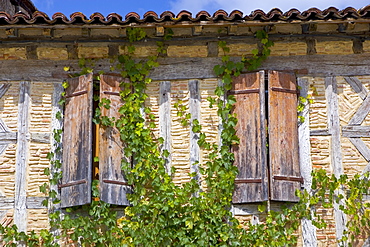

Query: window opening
[92,80,100,183]
[264,72,271,201]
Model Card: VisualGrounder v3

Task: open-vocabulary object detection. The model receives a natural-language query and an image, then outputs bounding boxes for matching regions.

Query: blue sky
[32,0,370,18]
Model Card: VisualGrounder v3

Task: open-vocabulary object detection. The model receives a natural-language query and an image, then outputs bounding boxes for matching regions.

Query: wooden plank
[14,81,31,232]
[218,79,224,147]
[61,74,93,208]
[361,162,370,177]
[2,54,370,82]
[364,237,370,247]
[298,77,318,247]
[0,145,8,156]
[30,132,50,143]
[232,71,268,203]
[153,55,370,80]
[0,83,11,99]
[349,138,370,162]
[0,198,15,209]
[325,76,346,241]
[344,77,368,100]
[99,75,131,206]
[348,93,370,125]
[0,132,17,141]
[310,129,330,136]
[326,77,343,175]
[0,119,16,155]
[342,126,370,138]
[0,197,48,209]
[159,81,172,174]
[49,83,64,238]
[26,197,48,209]
[189,80,201,184]
[268,71,300,202]
[0,119,11,133]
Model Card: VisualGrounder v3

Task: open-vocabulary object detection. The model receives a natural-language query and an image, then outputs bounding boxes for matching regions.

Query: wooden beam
[348,92,370,125]
[342,126,370,138]
[361,162,370,175]
[0,197,47,209]
[30,132,50,143]
[0,118,15,156]
[325,76,346,242]
[0,132,17,140]
[14,81,31,232]
[0,83,11,99]
[310,129,330,136]
[348,138,370,162]
[0,198,14,209]
[48,83,64,238]
[159,81,172,174]
[298,77,318,247]
[1,54,370,82]
[189,80,201,184]
[344,77,368,100]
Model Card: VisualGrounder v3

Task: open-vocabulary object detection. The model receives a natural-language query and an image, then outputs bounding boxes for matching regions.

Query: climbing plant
[0,27,369,247]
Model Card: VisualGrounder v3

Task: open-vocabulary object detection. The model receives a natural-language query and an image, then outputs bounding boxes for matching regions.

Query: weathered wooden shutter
[61,73,93,208]
[99,75,131,206]
[268,71,302,202]
[231,71,268,203]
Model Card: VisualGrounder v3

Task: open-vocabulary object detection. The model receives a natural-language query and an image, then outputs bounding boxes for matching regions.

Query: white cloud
[169,0,370,15]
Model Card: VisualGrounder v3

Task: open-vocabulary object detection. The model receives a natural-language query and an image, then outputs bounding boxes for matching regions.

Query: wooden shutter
[268,71,302,202]
[99,75,131,206]
[61,73,93,208]
[231,71,268,203]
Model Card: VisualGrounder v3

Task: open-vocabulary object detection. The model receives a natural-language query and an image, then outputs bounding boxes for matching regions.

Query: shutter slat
[99,75,132,206]
[232,71,268,203]
[61,73,93,208]
[268,71,301,202]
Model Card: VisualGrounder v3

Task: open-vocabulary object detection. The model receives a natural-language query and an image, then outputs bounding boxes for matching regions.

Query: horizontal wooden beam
[342,126,370,137]
[0,132,50,144]
[30,133,50,143]
[0,132,17,141]
[310,129,330,136]
[0,197,47,209]
[1,54,370,82]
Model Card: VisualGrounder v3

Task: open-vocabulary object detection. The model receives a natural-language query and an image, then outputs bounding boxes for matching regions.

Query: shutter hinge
[235,178,262,183]
[270,87,299,94]
[66,90,88,98]
[228,89,260,95]
[102,179,129,186]
[102,91,120,96]
[58,179,87,189]
[273,176,304,183]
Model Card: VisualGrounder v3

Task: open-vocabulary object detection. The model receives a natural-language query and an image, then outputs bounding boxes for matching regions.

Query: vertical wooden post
[189,80,200,183]
[325,76,347,243]
[14,81,31,233]
[49,83,64,238]
[298,78,317,247]
[159,81,172,174]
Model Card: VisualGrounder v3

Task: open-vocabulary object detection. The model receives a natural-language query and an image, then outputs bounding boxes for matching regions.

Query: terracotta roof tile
[0,5,369,26]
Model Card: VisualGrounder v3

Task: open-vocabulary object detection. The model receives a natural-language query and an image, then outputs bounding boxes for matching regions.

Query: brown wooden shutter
[231,71,268,203]
[268,70,301,202]
[61,73,93,208]
[99,75,131,206]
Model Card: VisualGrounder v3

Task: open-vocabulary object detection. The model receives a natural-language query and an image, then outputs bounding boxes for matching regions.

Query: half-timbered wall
[0,16,370,246]
[0,81,54,232]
